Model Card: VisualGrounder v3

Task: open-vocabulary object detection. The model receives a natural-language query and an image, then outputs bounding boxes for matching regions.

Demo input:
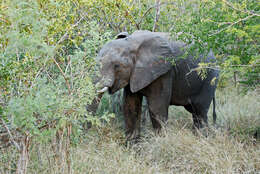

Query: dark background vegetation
[0,0,259,173]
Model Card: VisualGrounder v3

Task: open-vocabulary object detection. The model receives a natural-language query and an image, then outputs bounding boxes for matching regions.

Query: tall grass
[1,87,259,173]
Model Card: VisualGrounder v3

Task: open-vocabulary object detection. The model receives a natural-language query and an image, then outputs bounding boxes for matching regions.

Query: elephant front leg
[123,86,143,142]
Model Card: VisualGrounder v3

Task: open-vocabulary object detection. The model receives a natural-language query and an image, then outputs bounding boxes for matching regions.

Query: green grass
[1,86,260,173]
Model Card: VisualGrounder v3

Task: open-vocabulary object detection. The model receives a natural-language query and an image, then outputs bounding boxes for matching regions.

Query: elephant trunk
[86,93,103,114]
[87,75,114,113]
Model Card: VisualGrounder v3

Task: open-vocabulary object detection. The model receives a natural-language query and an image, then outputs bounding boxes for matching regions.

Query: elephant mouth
[99,80,128,95]
[108,81,121,94]
[97,83,118,94]
[108,87,115,94]
[97,85,118,95]
[97,78,128,95]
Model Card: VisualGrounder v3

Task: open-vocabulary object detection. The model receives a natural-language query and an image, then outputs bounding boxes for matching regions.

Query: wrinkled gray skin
[96,30,219,141]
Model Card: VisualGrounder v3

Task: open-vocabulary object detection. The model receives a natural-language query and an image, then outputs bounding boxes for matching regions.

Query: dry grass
[1,87,260,174]
[70,125,259,174]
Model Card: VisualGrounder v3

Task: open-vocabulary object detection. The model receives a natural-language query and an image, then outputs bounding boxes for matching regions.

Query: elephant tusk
[97,86,108,94]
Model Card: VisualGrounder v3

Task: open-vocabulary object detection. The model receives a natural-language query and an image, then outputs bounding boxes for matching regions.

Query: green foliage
[0,0,259,172]
[0,0,114,146]
[166,0,260,87]
[1,0,258,137]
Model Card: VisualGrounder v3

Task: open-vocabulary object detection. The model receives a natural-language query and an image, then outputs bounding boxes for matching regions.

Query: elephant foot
[125,137,141,148]
[153,126,167,138]
[125,129,140,144]
[192,126,209,137]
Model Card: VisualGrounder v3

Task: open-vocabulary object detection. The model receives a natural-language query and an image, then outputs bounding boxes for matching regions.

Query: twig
[152,0,161,32]
[226,64,260,67]
[209,14,258,36]
[208,0,260,36]
[56,13,87,45]
[44,69,56,84]
[1,118,20,151]
[223,0,260,16]
[136,2,175,29]
[51,13,87,95]
[29,67,44,90]
[186,63,259,76]
[52,57,72,95]
[186,66,220,76]
[101,9,118,32]
[0,16,9,24]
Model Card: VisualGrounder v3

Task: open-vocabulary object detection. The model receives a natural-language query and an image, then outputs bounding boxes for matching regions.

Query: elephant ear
[130,32,173,93]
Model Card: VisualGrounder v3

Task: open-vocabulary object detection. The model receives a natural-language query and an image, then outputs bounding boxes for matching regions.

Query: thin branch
[187,63,259,76]
[0,16,9,24]
[51,13,87,95]
[186,66,221,76]
[226,64,260,67]
[223,0,260,16]
[52,57,72,95]
[209,14,258,36]
[209,0,260,36]
[152,0,161,32]
[136,2,175,29]
[101,9,118,31]
[1,118,20,151]
[56,13,87,45]
[44,69,56,84]
[29,67,44,90]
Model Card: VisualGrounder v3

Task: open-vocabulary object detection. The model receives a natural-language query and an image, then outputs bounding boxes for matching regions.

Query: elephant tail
[213,96,217,125]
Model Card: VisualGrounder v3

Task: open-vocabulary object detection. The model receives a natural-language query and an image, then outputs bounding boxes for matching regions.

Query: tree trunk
[16,136,30,174]
[153,0,161,32]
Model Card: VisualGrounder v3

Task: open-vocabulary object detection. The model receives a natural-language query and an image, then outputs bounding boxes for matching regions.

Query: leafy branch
[51,13,88,95]
[136,2,176,29]
[209,13,259,36]
[209,0,260,36]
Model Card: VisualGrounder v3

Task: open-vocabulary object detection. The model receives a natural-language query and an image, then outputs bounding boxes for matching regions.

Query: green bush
[0,0,259,173]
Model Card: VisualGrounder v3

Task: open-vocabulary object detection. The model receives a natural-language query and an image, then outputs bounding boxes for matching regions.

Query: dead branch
[16,135,30,174]
[1,118,20,151]
[152,0,161,32]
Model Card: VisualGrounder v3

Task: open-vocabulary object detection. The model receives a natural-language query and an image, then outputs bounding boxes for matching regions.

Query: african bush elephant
[96,30,219,141]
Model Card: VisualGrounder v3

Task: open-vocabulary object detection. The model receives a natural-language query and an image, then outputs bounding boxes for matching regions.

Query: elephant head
[97,30,176,94]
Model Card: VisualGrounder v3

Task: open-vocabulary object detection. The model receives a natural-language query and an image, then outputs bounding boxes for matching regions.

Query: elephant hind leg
[184,104,193,114]
[192,113,207,129]
[184,104,208,129]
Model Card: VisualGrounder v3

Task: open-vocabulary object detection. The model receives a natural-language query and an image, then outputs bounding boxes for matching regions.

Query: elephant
[96,30,219,141]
